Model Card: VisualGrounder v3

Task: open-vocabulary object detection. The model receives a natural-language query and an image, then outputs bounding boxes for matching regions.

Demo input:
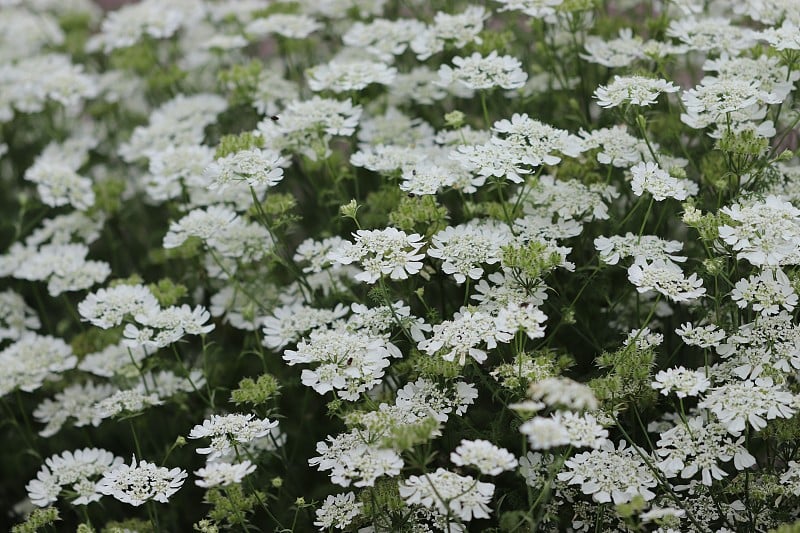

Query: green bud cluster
[231,373,282,406]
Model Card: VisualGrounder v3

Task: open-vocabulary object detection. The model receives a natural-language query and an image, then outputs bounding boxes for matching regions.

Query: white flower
[123,304,214,349]
[194,461,256,488]
[730,269,797,316]
[667,17,756,55]
[521,412,609,450]
[188,413,279,460]
[314,491,363,530]
[624,327,663,350]
[310,431,403,487]
[89,0,197,52]
[699,377,796,434]
[410,6,487,60]
[718,195,800,266]
[580,125,649,168]
[759,21,800,51]
[26,448,123,507]
[520,416,570,449]
[399,468,495,522]
[93,388,163,420]
[283,328,398,400]
[24,160,95,211]
[205,148,287,191]
[427,221,512,284]
[493,0,565,19]
[582,29,644,68]
[120,94,227,162]
[97,456,187,506]
[0,289,40,341]
[595,76,679,108]
[0,333,76,397]
[257,96,361,160]
[307,60,397,93]
[630,162,693,201]
[655,415,755,485]
[528,377,599,411]
[328,228,425,284]
[245,13,321,39]
[652,367,710,398]
[33,381,115,437]
[78,284,159,329]
[450,439,518,475]
[594,233,685,265]
[558,441,658,504]
[418,309,513,365]
[675,323,726,348]
[25,467,60,508]
[681,78,782,130]
[627,259,706,303]
[438,51,527,90]
[261,303,348,350]
[781,461,800,496]
[343,18,424,62]
[78,342,149,378]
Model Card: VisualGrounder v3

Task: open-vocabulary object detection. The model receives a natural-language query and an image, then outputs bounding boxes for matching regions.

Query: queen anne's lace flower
[310,431,404,487]
[410,6,487,60]
[667,17,756,54]
[205,148,287,190]
[261,303,348,350]
[427,222,512,284]
[582,29,644,68]
[521,411,608,450]
[122,304,214,349]
[699,378,796,434]
[78,284,159,329]
[493,0,564,18]
[418,309,514,365]
[0,333,77,397]
[655,415,756,486]
[308,60,397,93]
[399,468,495,521]
[257,96,361,160]
[314,491,364,530]
[97,456,187,506]
[438,51,527,90]
[450,439,518,475]
[194,460,256,488]
[26,448,124,507]
[188,413,279,460]
[245,13,322,39]
[629,162,694,201]
[675,323,726,348]
[558,441,658,504]
[595,233,685,265]
[718,195,800,266]
[33,381,115,437]
[627,258,706,303]
[730,269,797,316]
[595,76,679,108]
[328,228,426,284]
[528,377,599,411]
[681,78,782,130]
[343,18,424,62]
[652,367,710,398]
[284,328,399,400]
[0,290,40,341]
[759,21,800,51]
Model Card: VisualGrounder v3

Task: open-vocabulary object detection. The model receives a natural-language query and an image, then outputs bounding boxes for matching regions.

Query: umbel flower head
[96,456,187,506]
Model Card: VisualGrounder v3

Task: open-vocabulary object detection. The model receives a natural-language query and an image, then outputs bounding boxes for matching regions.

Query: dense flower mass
[3,0,800,531]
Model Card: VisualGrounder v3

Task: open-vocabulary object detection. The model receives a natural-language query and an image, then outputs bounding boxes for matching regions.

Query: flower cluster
[4,0,800,531]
